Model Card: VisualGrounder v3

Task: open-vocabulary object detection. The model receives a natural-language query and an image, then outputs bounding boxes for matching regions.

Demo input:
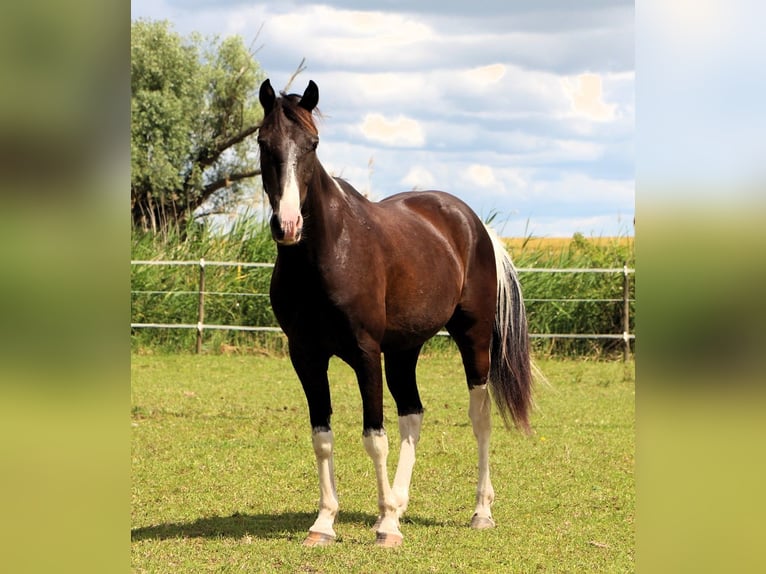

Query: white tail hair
[484,226,533,432]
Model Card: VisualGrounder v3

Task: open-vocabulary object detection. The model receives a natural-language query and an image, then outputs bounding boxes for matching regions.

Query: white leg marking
[308,429,339,538]
[363,431,402,538]
[391,413,424,517]
[469,385,495,527]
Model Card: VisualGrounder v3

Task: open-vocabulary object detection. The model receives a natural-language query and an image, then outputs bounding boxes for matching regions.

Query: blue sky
[637,0,766,196]
[132,0,635,237]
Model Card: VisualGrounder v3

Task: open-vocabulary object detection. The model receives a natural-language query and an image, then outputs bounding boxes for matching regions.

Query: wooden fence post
[196,258,205,354]
[622,263,630,361]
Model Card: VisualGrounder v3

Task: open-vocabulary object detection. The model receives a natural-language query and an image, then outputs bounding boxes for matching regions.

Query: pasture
[131,352,634,572]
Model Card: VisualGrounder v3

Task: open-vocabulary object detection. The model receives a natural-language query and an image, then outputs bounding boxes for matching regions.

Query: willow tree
[131,20,264,233]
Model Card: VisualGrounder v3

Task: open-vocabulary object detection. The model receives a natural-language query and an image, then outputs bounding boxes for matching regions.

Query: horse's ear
[259,79,276,115]
[299,80,319,112]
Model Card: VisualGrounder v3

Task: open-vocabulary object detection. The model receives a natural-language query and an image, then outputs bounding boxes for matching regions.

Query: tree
[131,20,264,233]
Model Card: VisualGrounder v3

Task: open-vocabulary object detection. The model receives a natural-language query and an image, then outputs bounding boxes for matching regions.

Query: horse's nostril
[270,214,285,241]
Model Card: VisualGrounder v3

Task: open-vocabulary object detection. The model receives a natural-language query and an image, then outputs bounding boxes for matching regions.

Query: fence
[131,260,635,360]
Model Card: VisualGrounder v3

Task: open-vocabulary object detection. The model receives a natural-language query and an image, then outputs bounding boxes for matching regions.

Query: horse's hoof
[375,531,403,548]
[302,531,335,547]
[470,514,496,530]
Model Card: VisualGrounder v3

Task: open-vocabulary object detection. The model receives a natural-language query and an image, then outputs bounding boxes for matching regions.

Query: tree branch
[196,123,261,169]
[214,124,261,157]
[200,169,261,201]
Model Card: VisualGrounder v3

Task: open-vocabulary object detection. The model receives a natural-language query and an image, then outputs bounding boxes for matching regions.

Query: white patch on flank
[335,225,351,269]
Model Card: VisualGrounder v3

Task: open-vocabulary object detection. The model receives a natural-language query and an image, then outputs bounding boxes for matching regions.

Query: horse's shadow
[131,510,444,542]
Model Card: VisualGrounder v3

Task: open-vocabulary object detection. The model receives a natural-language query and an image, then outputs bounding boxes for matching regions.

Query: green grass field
[132,353,634,573]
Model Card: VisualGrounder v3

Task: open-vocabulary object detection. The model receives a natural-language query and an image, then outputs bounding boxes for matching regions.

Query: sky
[131,0,635,237]
[637,0,766,196]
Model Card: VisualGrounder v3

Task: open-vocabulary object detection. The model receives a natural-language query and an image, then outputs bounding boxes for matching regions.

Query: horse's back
[379,190,481,228]
[377,190,492,269]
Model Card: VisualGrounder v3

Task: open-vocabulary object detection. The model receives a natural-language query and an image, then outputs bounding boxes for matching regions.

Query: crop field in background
[131,353,634,573]
[503,235,634,263]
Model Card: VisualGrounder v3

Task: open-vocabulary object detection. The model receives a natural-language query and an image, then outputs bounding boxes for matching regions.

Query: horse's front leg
[291,349,338,546]
[384,346,425,523]
[305,428,338,546]
[353,341,404,547]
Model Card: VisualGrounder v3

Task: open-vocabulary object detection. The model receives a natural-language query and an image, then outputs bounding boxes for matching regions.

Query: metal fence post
[196,258,206,354]
[622,262,630,361]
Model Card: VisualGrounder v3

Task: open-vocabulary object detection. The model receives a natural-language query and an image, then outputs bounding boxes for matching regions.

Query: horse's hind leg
[468,383,495,529]
[382,346,425,524]
[447,308,496,529]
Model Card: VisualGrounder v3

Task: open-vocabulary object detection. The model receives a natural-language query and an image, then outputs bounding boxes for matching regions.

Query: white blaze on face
[278,143,303,243]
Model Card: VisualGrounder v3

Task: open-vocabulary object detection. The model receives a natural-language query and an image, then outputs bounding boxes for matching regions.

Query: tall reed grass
[510,233,635,357]
[131,218,282,353]
[131,220,634,358]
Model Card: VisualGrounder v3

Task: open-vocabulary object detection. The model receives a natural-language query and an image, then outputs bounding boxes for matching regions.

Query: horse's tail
[486,227,534,433]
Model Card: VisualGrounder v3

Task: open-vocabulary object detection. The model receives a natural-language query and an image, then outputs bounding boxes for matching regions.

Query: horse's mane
[278,91,320,136]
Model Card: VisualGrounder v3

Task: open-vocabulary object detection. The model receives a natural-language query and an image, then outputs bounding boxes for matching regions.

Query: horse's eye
[311,140,318,151]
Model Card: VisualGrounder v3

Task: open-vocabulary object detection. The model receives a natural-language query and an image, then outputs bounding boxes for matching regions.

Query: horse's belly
[381,289,458,350]
[380,323,444,351]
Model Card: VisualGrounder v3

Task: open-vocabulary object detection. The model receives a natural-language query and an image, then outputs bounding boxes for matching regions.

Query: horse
[257,78,533,547]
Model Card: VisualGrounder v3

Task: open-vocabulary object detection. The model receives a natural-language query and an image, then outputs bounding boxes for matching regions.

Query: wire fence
[131,259,635,360]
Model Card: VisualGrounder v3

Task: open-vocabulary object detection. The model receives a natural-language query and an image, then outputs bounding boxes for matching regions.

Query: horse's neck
[302,162,368,254]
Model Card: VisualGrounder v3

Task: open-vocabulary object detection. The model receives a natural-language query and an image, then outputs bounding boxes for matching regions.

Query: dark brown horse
[257,79,532,547]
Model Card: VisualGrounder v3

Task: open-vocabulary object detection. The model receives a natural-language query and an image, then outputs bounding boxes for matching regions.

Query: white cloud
[464,63,506,86]
[264,6,436,68]
[360,114,425,147]
[132,1,635,238]
[499,168,528,191]
[643,0,732,55]
[401,166,436,190]
[561,73,616,122]
[314,72,431,110]
[466,164,499,188]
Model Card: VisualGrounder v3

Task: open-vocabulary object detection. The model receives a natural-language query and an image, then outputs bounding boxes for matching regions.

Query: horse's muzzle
[271,213,303,245]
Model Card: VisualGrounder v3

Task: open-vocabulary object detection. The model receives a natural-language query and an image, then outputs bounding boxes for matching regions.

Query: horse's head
[258,79,320,246]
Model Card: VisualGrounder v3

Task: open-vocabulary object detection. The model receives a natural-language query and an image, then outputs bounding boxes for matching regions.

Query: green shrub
[132,221,634,358]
